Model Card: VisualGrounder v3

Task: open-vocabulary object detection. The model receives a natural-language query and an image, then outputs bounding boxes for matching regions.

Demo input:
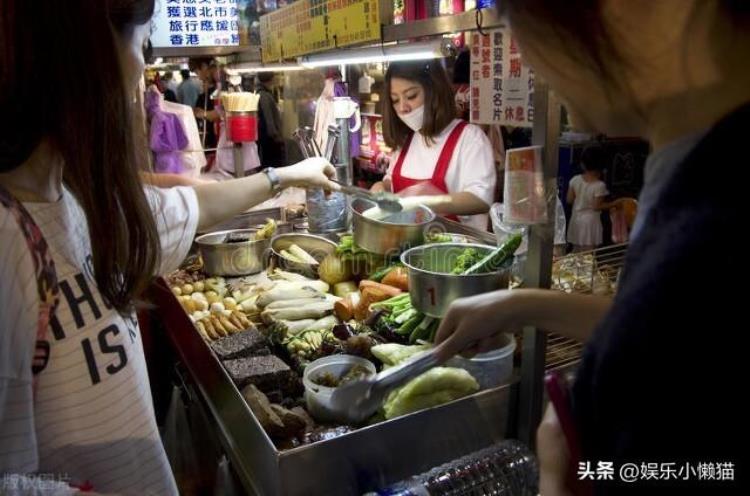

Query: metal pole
[335,117,352,185]
[233,143,244,178]
[517,79,561,447]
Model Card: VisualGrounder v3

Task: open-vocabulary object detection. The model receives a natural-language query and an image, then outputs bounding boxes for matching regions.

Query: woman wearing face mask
[374,61,496,231]
[0,1,336,494]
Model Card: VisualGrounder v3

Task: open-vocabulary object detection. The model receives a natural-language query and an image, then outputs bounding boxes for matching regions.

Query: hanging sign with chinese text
[151,0,241,48]
[469,28,534,127]
[260,0,381,62]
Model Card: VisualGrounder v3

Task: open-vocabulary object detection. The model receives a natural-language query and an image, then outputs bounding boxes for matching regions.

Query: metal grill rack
[544,243,629,371]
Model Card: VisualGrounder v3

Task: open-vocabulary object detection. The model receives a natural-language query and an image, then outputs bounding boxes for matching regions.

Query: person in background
[0,1,338,493]
[161,70,178,102]
[177,68,201,107]
[374,60,496,231]
[433,1,748,494]
[241,75,254,92]
[452,49,471,120]
[189,57,220,155]
[257,71,286,166]
[566,145,621,252]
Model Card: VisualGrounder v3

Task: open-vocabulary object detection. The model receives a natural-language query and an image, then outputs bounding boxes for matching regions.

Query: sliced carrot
[382,267,409,291]
[358,280,402,298]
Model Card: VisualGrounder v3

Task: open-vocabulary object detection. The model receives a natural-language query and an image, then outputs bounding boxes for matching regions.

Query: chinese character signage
[151,0,241,48]
[470,28,534,127]
[260,0,381,62]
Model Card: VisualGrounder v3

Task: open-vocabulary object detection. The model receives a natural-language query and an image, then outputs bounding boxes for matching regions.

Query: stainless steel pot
[270,233,337,279]
[400,243,511,318]
[195,229,270,276]
[351,197,435,255]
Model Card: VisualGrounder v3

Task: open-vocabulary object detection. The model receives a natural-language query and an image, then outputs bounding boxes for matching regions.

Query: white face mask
[398,105,425,132]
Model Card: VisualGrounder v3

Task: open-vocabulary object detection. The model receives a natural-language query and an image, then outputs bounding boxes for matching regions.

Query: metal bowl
[351,197,435,255]
[195,229,270,276]
[270,233,337,278]
[303,355,376,423]
[400,243,512,318]
[250,221,293,235]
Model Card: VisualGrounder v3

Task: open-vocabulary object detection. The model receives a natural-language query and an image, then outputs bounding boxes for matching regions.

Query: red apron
[391,121,468,222]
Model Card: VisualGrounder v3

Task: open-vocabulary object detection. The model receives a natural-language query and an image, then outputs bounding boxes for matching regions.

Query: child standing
[567,146,619,251]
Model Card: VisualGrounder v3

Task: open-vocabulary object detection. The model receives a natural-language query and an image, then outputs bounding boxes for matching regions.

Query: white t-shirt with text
[0,185,198,495]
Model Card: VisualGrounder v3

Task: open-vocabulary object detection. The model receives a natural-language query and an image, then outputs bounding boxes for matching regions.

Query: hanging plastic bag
[213,456,244,496]
[503,145,548,225]
[163,386,202,495]
[611,207,628,244]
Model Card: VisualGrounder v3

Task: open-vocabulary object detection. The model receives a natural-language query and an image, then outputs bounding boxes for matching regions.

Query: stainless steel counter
[153,217,518,495]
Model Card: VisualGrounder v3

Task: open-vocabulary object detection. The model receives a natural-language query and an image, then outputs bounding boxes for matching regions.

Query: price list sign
[260,0,381,62]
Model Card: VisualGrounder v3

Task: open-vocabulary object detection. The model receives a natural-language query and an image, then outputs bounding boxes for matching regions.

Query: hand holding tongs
[328,179,403,212]
[329,348,440,424]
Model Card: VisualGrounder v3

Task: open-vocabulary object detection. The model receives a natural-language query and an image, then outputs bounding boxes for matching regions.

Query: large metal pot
[270,233,337,279]
[351,197,435,255]
[401,243,511,318]
[195,229,270,276]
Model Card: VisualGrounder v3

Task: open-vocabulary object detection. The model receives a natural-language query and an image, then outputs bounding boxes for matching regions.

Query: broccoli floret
[451,248,483,274]
[426,233,453,243]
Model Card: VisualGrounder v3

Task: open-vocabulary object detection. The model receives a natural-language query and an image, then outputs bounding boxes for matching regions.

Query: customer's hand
[433,289,522,362]
[537,404,575,496]
[277,157,339,190]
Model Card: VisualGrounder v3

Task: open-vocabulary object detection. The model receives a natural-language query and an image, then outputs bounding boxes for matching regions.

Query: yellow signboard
[260,0,381,63]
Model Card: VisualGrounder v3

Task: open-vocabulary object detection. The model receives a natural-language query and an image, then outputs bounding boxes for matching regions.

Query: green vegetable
[336,235,368,257]
[280,249,305,263]
[336,235,385,277]
[450,248,484,274]
[463,233,523,275]
[319,253,353,285]
[382,367,479,419]
[394,308,418,325]
[289,244,319,265]
[371,343,430,367]
[396,313,423,336]
[409,316,435,344]
[371,293,411,310]
[283,328,335,358]
[427,319,440,343]
[426,233,453,243]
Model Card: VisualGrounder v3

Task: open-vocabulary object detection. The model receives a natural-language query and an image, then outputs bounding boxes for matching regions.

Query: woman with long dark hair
[0,1,335,493]
[434,1,748,494]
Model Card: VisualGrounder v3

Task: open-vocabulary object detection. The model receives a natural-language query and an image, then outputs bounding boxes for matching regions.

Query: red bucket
[227,111,257,143]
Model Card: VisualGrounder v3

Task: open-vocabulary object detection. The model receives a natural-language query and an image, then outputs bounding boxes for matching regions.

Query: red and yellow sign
[260,0,381,62]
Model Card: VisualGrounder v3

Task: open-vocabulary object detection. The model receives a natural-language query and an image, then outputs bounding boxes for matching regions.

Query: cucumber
[463,233,523,275]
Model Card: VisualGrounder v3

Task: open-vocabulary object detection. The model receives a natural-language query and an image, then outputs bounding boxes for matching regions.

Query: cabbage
[383,367,479,419]
[371,343,430,367]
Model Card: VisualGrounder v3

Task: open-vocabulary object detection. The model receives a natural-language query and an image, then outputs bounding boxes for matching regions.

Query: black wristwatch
[263,167,282,194]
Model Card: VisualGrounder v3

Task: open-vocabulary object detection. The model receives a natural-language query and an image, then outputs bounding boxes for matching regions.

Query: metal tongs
[329,179,403,213]
[292,127,326,159]
[323,124,341,163]
[293,125,401,211]
[329,348,440,424]
[292,128,315,158]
